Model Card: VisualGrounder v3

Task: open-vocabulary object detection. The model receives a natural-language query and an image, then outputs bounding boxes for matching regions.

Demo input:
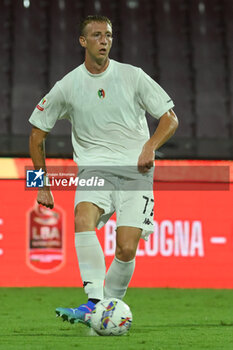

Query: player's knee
[75,202,102,232]
[74,213,95,232]
[115,245,136,262]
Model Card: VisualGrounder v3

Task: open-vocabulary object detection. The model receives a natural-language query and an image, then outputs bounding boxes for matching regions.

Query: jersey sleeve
[137,68,174,119]
[29,82,69,132]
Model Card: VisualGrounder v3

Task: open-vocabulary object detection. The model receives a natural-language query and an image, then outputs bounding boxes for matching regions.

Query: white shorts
[74,172,155,240]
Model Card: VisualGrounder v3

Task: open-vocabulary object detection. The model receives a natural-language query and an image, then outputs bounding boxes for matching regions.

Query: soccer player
[29,15,178,326]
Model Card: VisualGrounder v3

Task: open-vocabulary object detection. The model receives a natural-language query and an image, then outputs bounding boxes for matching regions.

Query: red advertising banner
[26,203,65,273]
[0,159,232,288]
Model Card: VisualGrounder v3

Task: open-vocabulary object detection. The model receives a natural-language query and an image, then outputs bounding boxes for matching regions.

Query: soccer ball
[91,298,132,336]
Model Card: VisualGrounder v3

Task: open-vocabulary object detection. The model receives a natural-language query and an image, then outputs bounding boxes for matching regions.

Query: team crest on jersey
[98,89,105,99]
[36,97,47,111]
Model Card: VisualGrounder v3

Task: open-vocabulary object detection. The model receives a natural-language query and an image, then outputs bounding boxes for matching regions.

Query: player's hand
[137,141,155,173]
[37,188,54,209]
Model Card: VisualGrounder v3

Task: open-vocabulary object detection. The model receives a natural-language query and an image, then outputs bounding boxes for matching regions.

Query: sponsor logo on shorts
[98,89,105,99]
[143,218,153,225]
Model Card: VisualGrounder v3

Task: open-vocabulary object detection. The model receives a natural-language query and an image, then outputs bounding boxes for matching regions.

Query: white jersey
[29,59,174,167]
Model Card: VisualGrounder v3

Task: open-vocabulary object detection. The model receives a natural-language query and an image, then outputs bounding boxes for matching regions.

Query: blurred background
[0,0,232,159]
[0,0,232,290]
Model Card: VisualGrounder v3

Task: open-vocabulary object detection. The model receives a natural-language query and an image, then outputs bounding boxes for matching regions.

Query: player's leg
[56,201,105,326]
[115,226,141,262]
[105,181,154,300]
[74,201,105,302]
[104,226,141,299]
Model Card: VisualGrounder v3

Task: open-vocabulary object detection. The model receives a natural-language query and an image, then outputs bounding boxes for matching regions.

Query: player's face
[80,21,113,63]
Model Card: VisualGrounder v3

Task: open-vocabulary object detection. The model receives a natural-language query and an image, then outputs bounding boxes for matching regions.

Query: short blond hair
[79,15,112,36]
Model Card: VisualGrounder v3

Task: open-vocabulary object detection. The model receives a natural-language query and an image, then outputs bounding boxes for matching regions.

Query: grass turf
[0,288,233,350]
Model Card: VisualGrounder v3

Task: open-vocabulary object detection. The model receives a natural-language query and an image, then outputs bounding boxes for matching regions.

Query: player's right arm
[28,81,69,208]
[29,126,54,209]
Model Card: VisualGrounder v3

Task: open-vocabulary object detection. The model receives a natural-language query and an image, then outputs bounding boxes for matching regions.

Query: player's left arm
[138,109,178,173]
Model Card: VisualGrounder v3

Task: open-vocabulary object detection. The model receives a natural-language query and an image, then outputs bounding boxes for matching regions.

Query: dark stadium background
[0,0,232,159]
[0,2,233,348]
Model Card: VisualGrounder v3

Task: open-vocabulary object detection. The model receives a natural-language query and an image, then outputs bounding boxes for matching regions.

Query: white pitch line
[210,237,227,244]
[0,248,3,255]
[0,218,3,225]
[0,234,3,240]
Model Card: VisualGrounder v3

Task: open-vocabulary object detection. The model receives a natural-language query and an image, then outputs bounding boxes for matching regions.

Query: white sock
[104,257,135,299]
[75,231,105,300]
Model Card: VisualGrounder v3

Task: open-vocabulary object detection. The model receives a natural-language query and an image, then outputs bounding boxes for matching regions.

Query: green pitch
[1,288,233,350]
